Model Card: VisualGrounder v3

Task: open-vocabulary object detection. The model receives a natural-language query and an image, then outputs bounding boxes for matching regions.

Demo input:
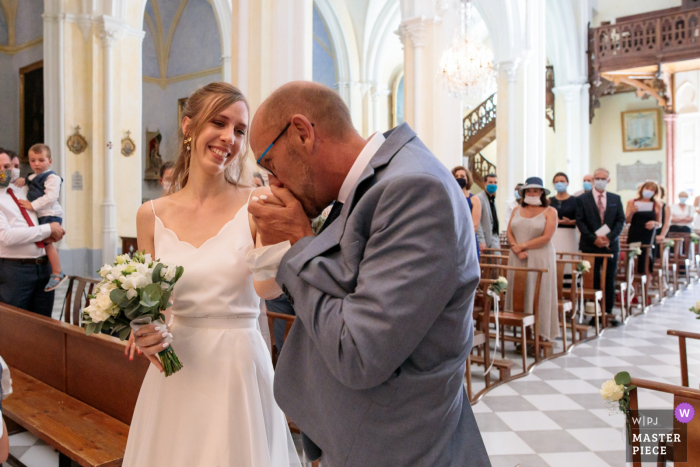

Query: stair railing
[463,93,497,152]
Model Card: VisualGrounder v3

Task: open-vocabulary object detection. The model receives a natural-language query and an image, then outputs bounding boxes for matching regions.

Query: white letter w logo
[680,408,691,418]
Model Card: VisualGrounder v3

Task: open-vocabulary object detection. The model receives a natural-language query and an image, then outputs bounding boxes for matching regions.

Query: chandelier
[438,0,496,101]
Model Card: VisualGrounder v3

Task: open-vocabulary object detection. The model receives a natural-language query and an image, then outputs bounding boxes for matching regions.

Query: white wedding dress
[123,200,301,467]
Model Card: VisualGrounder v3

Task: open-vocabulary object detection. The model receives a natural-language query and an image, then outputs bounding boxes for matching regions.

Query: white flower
[107,264,127,281]
[115,254,131,265]
[99,281,117,294]
[126,288,138,300]
[85,302,111,323]
[582,260,591,269]
[143,253,153,265]
[98,264,112,278]
[161,265,177,282]
[161,282,170,290]
[120,272,149,290]
[695,300,700,312]
[599,380,625,401]
[496,276,507,285]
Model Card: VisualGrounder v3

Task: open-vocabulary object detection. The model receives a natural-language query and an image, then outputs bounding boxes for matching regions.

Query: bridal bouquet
[82,251,185,376]
[689,300,700,320]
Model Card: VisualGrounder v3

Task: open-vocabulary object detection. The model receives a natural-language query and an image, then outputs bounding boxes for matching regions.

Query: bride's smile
[190,100,248,172]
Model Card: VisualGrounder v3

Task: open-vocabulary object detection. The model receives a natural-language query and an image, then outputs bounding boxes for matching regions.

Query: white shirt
[671,203,695,227]
[28,173,64,218]
[337,131,386,204]
[0,184,50,258]
[505,199,519,223]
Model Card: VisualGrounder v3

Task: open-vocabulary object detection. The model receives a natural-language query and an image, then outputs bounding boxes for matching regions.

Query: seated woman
[506,177,559,351]
[670,191,695,233]
[626,181,663,274]
[452,166,482,257]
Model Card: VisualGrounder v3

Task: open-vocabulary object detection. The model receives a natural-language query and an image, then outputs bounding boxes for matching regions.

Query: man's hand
[594,235,609,248]
[18,199,33,211]
[47,222,65,242]
[248,184,314,246]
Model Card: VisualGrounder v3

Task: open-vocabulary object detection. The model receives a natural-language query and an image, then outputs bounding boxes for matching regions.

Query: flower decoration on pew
[691,233,699,245]
[628,247,642,260]
[576,260,591,274]
[600,371,635,444]
[689,300,700,320]
[664,239,675,249]
[82,250,185,376]
[488,276,508,295]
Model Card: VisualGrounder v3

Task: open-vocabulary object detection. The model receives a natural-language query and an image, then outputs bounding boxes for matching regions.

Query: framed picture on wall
[621,108,662,152]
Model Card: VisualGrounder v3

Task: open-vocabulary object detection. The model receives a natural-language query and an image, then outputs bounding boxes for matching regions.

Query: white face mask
[680,197,688,205]
[162,182,171,193]
[594,179,608,192]
[524,195,542,206]
[10,168,20,182]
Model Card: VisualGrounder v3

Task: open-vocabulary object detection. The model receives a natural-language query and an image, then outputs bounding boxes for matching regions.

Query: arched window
[392,71,404,127]
[312,4,338,90]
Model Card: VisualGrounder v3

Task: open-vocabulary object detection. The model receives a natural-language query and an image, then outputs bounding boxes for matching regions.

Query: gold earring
[183,136,192,152]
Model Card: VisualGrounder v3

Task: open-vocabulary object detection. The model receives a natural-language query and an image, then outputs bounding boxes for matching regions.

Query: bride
[123,82,301,466]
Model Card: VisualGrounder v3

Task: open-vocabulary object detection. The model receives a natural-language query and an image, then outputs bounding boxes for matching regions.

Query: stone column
[554,83,584,188]
[665,113,677,202]
[521,0,546,178]
[99,18,124,265]
[495,59,520,218]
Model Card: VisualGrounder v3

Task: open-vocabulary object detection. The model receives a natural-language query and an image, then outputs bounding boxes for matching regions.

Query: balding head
[250,81,367,218]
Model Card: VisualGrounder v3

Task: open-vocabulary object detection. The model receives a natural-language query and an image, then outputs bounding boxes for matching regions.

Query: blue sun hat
[519,177,550,196]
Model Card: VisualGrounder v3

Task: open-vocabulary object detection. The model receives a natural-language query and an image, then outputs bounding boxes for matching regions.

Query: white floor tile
[565,367,615,380]
[481,432,535,456]
[495,411,562,431]
[534,360,561,369]
[9,432,39,446]
[540,451,614,467]
[597,347,644,357]
[567,427,627,451]
[589,408,626,428]
[523,394,585,411]
[19,445,59,467]
[648,354,682,365]
[517,373,543,382]
[637,365,683,377]
[471,401,492,413]
[486,384,520,396]
[603,338,654,347]
[581,356,633,367]
[544,379,601,394]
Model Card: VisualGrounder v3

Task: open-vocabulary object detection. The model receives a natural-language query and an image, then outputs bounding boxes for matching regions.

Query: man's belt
[0,256,48,265]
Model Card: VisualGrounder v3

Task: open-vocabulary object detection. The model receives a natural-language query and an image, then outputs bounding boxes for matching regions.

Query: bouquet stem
[158,346,183,377]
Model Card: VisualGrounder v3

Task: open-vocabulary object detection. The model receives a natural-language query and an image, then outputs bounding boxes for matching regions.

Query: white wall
[141,73,222,201]
[674,70,700,199]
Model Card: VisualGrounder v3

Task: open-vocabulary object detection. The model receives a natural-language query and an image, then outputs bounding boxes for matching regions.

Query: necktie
[7,188,45,248]
[597,193,605,224]
[318,201,344,234]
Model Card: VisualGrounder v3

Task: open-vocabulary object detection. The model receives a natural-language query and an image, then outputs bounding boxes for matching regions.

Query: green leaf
[173,266,184,282]
[615,371,631,386]
[627,384,636,391]
[94,321,104,334]
[124,305,143,321]
[160,290,171,309]
[110,288,129,307]
[139,283,163,307]
[118,326,132,341]
[152,263,164,283]
[85,322,97,336]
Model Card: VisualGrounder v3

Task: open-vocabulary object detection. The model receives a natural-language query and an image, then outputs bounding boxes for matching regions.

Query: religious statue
[144,131,163,180]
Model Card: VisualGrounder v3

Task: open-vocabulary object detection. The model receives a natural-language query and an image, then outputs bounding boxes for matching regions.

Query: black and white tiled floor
[6,283,700,466]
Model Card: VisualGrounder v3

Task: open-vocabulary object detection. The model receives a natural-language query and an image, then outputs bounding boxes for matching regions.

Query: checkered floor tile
[474,284,700,466]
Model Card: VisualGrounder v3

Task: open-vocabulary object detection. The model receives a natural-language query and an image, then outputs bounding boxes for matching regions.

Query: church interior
[2,0,700,466]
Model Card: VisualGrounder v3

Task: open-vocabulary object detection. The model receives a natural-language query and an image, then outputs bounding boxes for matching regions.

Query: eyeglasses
[255,122,313,178]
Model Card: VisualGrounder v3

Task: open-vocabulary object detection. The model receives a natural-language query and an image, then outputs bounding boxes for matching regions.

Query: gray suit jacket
[275,123,490,467]
[475,191,499,249]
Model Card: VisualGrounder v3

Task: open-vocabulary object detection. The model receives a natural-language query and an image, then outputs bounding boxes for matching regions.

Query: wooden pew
[667,330,700,388]
[0,302,148,466]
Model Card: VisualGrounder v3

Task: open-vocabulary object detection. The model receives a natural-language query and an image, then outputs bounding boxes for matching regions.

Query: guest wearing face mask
[549,172,578,254]
[626,181,663,274]
[505,183,524,224]
[159,161,174,196]
[670,191,695,233]
[476,173,500,252]
[573,174,594,197]
[506,177,559,352]
[452,166,482,257]
[576,168,625,326]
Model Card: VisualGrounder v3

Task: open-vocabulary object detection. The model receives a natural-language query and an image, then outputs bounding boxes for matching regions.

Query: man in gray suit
[248,82,489,467]
[476,173,500,252]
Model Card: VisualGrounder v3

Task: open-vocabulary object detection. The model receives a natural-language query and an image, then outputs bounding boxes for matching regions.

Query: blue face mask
[514,190,521,200]
[642,189,655,200]
[554,182,567,194]
[583,181,592,192]
[486,184,497,195]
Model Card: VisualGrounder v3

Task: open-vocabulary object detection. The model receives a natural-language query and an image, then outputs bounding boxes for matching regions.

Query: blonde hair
[29,143,51,160]
[169,82,250,194]
[637,180,660,202]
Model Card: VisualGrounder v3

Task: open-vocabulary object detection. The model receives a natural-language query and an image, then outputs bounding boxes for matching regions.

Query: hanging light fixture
[438,0,496,101]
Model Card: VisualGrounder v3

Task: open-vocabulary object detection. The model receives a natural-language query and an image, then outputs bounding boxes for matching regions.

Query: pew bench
[4,368,128,467]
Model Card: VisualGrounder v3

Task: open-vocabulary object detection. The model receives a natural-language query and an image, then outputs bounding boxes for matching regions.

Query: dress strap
[150,200,156,216]
[246,188,256,204]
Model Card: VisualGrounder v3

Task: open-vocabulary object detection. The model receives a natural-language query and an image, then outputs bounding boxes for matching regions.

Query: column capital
[399,16,439,48]
[498,59,520,82]
[98,16,127,48]
[553,84,584,103]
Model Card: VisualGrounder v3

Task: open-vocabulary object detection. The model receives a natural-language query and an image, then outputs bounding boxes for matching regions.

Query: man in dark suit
[576,168,625,326]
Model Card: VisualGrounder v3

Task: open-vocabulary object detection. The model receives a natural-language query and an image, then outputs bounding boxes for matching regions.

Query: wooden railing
[468,152,496,190]
[463,93,496,153]
[590,7,700,74]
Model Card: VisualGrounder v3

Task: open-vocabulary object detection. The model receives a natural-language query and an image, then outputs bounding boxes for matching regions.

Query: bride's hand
[124,330,141,361]
[134,324,172,373]
[251,187,283,207]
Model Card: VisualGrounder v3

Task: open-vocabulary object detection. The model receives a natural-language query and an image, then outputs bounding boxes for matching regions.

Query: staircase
[463,93,497,190]
[463,92,496,158]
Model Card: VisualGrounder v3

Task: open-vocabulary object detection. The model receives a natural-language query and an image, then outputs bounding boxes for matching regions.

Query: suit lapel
[287,123,416,276]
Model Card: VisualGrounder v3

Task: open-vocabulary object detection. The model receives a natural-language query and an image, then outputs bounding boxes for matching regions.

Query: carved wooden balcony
[463,93,496,158]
